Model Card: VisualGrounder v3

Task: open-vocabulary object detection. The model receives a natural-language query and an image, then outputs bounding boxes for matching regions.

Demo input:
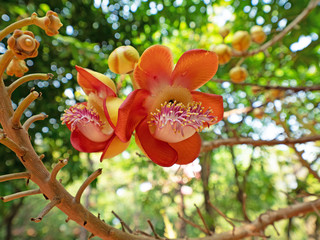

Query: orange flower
[110,45,224,167]
[61,66,129,160]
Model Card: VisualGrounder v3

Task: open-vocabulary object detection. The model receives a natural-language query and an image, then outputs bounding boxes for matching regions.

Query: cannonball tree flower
[110,45,224,167]
[61,66,130,160]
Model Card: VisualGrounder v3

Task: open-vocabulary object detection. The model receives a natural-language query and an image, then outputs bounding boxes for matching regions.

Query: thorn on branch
[88,233,95,239]
[31,198,61,223]
[12,91,40,128]
[147,219,161,239]
[194,204,212,236]
[65,217,70,223]
[272,223,280,236]
[0,172,30,183]
[0,130,26,157]
[50,158,68,182]
[84,221,87,226]
[1,189,41,202]
[75,168,102,204]
[23,113,48,131]
[112,210,133,233]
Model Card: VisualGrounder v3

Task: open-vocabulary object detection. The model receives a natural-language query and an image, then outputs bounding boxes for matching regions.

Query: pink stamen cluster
[61,104,102,131]
[149,101,217,136]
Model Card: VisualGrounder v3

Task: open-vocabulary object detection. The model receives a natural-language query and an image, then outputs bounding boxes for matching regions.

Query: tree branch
[201,135,320,152]
[0,172,30,183]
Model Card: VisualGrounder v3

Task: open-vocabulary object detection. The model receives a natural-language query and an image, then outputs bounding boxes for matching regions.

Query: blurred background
[0,0,320,239]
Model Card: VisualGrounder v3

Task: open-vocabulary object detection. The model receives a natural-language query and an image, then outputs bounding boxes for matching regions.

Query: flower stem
[7,73,53,97]
[0,14,37,42]
[50,159,68,182]
[0,130,26,156]
[23,113,48,131]
[1,189,41,202]
[12,91,40,128]
[0,50,14,78]
[0,172,30,183]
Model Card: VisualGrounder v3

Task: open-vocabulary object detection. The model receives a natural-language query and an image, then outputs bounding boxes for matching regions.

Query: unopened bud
[229,66,248,83]
[250,25,266,44]
[7,57,29,77]
[108,46,139,74]
[213,44,232,65]
[232,31,251,52]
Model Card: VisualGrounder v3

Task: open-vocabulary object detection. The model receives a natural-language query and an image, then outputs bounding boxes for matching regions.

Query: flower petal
[103,97,124,130]
[135,119,177,167]
[134,45,173,92]
[169,133,201,165]
[171,50,218,90]
[100,134,131,160]
[70,127,106,152]
[115,89,150,142]
[76,65,116,98]
[191,91,224,124]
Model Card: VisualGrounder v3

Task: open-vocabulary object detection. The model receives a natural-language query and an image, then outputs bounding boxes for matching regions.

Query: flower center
[61,104,112,142]
[148,101,217,143]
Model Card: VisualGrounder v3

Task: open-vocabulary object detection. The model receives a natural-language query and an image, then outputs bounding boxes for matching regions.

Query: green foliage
[0,0,320,239]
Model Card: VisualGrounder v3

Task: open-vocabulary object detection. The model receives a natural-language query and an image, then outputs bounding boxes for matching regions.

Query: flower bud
[213,44,232,65]
[219,26,230,39]
[7,57,29,77]
[108,46,140,74]
[229,66,247,83]
[250,25,266,44]
[7,30,40,60]
[35,10,63,36]
[253,108,264,119]
[232,31,251,52]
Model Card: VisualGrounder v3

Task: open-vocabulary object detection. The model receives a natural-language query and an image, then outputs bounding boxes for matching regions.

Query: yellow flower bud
[219,26,230,39]
[34,10,63,36]
[7,57,29,77]
[232,31,251,52]
[108,46,140,74]
[213,44,232,65]
[229,66,248,83]
[7,30,40,60]
[250,25,266,44]
[253,108,264,119]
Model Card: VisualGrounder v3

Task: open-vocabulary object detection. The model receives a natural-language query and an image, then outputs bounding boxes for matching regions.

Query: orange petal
[191,91,224,124]
[136,119,177,167]
[100,135,131,160]
[76,65,116,97]
[169,133,201,165]
[70,128,106,153]
[171,50,218,90]
[134,45,173,93]
[115,89,150,142]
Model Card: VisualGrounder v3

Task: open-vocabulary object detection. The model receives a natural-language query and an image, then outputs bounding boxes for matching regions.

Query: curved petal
[70,128,106,153]
[135,119,177,167]
[100,134,131,160]
[134,45,173,93]
[191,91,224,124]
[76,65,116,98]
[103,97,124,130]
[171,50,218,91]
[169,133,201,165]
[115,89,150,142]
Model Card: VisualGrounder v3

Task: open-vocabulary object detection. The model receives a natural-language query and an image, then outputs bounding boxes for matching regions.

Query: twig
[1,189,41,202]
[147,219,161,239]
[0,172,30,182]
[7,73,53,97]
[75,168,102,204]
[31,198,61,222]
[294,148,320,183]
[50,158,68,182]
[111,210,133,233]
[0,130,26,156]
[241,193,250,223]
[201,135,320,152]
[12,91,40,128]
[194,204,212,235]
[207,201,236,235]
[178,213,209,235]
[213,79,320,93]
[232,0,320,57]
[23,113,48,131]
